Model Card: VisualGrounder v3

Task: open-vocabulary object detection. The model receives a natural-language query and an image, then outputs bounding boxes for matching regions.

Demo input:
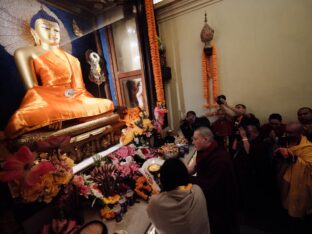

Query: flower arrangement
[72,146,157,203]
[0,145,74,203]
[70,144,160,221]
[72,174,103,199]
[153,106,167,133]
[135,147,158,161]
[135,176,153,201]
[120,109,155,146]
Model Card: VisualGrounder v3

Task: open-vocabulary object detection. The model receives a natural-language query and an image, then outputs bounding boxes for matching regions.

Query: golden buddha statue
[5,10,114,139]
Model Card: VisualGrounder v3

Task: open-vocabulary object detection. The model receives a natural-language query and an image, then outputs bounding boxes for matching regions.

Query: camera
[278,136,289,147]
[216,95,226,105]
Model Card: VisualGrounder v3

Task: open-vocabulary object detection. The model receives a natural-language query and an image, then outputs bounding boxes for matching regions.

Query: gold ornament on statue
[85,50,107,97]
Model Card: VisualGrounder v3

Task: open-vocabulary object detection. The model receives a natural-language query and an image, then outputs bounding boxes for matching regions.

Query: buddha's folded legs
[5,87,114,138]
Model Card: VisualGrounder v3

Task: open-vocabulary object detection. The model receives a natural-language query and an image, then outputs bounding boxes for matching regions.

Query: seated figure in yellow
[5,10,114,139]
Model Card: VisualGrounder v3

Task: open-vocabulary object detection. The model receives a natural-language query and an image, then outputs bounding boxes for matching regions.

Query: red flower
[0,145,54,186]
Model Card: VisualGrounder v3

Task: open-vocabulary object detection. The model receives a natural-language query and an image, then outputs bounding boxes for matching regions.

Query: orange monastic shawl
[281,136,312,218]
[5,49,114,138]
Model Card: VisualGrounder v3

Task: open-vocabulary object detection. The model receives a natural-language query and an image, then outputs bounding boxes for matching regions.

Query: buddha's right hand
[65,89,75,97]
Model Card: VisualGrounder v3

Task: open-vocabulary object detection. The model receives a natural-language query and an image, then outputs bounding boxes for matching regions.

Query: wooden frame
[106,14,149,114]
[93,29,112,100]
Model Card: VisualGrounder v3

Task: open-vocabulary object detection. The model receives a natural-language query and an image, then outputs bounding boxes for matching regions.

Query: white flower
[125,156,133,163]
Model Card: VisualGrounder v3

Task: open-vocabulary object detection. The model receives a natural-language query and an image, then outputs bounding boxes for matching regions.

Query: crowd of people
[147,100,312,234]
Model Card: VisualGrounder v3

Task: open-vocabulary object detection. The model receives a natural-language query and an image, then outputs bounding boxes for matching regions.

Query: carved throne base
[9,113,125,163]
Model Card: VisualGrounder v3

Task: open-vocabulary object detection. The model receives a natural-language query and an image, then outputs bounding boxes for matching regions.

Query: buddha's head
[30,10,60,48]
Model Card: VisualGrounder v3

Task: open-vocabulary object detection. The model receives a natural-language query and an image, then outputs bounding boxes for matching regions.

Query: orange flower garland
[202,46,219,108]
[211,47,218,103]
[144,0,165,107]
[202,50,209,106]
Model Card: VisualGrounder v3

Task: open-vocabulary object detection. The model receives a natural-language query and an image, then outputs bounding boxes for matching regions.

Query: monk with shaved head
[297,107,312,141]
[275,121,312,221]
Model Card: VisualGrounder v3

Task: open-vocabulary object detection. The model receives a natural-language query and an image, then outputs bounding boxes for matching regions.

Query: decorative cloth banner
[202,46,218,108]
[144,0,165,107]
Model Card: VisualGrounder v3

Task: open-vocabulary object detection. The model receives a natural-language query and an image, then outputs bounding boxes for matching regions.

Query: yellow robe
[281,136,312,218]
[5,49,114,138]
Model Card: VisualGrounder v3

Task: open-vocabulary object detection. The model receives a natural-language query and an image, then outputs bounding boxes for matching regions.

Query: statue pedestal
[8,113,125,163]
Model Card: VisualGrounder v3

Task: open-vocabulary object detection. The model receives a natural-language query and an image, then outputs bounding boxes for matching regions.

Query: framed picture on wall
[121,77,145,110]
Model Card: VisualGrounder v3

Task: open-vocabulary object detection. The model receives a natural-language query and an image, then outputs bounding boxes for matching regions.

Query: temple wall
[157,0,312,131]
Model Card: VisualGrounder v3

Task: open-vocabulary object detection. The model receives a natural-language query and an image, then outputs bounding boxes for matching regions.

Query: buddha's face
[32,18,60,46]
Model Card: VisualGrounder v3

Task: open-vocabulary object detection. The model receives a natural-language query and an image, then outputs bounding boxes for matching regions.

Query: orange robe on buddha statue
[5,49,114,138]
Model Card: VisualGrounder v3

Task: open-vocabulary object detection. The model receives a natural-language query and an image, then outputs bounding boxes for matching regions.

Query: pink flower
[115,146,136,159]
[154,106,166,133]
[72,175,92,198]
[72,175,84,187]
[117,162,139,177]
[0,145,54,186]
[137,147,156,159]
[79,185,91,198]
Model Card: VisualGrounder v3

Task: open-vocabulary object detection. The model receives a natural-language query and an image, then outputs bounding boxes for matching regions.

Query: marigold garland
[202,46,219,108]
[202,51,209,105]
[211,46,218,103]
[144,0,165,107]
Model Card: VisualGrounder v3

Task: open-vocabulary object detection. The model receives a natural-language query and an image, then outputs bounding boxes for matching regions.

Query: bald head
[285,122,303,146]
[196,127,214,140]
[286,122,303,135]
[192,127,214,151]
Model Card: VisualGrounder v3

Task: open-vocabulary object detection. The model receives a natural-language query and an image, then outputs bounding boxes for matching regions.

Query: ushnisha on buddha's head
[30,10,60,48]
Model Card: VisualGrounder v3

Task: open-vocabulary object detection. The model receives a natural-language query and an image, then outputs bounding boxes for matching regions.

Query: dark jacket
[233,136,275,216]
[192,141,239,234]
[180,116,210,142]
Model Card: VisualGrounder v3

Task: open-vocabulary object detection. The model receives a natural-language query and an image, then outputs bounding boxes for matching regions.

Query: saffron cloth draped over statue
[5,49,114,138]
